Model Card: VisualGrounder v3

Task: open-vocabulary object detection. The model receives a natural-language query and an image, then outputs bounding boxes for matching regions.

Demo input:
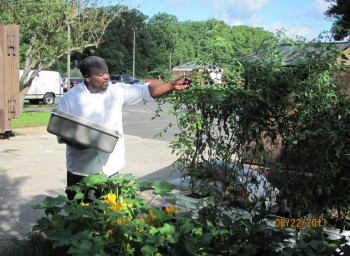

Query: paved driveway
[0,124,181,245]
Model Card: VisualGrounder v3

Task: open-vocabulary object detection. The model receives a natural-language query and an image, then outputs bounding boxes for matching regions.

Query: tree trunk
[19,87,29,115]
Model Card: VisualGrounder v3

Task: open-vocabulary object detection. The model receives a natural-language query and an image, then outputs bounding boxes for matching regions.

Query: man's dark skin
[84,71,191,95]
[61,73,192,150]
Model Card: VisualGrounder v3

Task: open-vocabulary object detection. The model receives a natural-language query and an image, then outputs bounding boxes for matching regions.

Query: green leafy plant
[155,38,350,225]
[31,173,348,255]
[156,63,239,196]
[241,40,350,221]
[33,173,181,256]
[282,228,350,256]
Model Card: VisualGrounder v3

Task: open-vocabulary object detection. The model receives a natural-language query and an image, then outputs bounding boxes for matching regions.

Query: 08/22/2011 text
[275,218,327,229]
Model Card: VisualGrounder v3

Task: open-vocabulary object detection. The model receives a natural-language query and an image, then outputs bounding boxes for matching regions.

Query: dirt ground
[12,126,48,136]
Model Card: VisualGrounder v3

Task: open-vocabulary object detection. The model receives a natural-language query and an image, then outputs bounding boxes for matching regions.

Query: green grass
[11,112,51,128]
[2,149,18,154]
[0,233,68,256]
[23,103,56,109]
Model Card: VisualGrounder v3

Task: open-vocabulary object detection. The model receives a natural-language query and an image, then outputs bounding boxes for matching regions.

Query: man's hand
[148,77,192,98]
[170,77,192,91]
[60,138,90,150]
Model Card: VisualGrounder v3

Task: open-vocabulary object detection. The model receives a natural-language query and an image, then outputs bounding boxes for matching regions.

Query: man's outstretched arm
[148,78,192,98]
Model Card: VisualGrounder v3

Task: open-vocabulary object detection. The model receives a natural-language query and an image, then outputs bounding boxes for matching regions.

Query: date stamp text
[275,218,327,229]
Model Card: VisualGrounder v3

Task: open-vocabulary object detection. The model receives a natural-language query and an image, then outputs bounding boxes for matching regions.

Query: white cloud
[219,13,263,28]
[266,22,320,40]
[210,0,269,26]
[215,0,270,11]
[209,0,332,41]
[241,0,270,11]
[166,0,188,4]
[310,0,331,18]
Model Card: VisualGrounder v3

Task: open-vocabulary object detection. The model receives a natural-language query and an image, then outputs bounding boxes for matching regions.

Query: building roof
[172,62,197,71]
[172,62,222,71]
[242,42,350,66]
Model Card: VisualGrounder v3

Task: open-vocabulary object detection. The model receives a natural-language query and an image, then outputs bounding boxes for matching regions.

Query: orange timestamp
[275,217,327,229]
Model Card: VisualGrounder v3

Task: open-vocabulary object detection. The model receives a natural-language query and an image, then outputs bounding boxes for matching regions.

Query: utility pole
[169,50,172,71]
[67,23,71,91]
[132,27,137,76]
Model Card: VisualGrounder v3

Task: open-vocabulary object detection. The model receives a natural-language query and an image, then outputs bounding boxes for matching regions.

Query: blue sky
[128,0,334,41]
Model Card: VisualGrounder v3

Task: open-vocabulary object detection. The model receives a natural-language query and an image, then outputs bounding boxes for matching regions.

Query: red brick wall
[172,70,192,77]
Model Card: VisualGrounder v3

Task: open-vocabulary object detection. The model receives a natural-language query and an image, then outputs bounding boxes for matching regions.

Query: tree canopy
[0,0,123,90]
[89,12,275,79]
[325,0,350,41]
[0,0,315,89]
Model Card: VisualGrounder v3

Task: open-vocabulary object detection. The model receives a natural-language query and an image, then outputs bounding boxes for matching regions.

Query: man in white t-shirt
[57,56,191,200]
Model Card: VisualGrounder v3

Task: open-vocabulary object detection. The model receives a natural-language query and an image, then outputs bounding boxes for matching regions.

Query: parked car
[62,77,83,92]
[110,75,141,84]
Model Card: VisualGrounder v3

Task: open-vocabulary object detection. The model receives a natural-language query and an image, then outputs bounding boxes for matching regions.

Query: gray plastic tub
[47,109,119,153]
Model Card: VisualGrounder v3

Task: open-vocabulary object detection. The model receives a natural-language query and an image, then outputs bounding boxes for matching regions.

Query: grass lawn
[11,111,51,128]
[10,103,56,129]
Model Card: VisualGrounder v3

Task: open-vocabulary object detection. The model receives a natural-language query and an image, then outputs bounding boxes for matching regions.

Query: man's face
[85,72,110,93]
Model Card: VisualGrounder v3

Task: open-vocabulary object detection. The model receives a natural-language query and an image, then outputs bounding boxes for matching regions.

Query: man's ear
[84,76,91,83]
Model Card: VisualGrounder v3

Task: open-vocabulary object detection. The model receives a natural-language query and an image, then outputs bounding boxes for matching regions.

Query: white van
[20,70,63,104]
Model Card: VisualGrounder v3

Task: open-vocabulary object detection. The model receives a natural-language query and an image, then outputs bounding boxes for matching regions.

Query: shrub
[31,173,348,256]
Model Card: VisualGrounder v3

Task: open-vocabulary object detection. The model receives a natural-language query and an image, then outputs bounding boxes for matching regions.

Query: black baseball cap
[79,56,108,76]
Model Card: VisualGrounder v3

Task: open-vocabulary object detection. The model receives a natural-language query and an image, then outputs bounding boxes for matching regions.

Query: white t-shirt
[57,82,154,176]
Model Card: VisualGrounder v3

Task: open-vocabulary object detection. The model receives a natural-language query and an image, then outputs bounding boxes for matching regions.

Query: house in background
[172,62,224,84]
[240,42,350,164]
[242,42,350,66]
[172,62,196,77]
[243,42,350,93]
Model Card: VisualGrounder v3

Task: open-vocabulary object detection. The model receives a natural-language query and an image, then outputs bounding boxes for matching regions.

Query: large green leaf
[141,244,158,255]
[152,180,175,196]
[81,173,108,187]
[32,195,66,209]
[309,240,326,253]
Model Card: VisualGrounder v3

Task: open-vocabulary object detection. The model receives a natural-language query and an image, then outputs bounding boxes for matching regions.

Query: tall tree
[325,0,350,41]
[97,8,149,76]
[0,0,123,91]
[200,19,234,64]
[175,21,208,64]
[147,13,179,71]
[230,25,274,57]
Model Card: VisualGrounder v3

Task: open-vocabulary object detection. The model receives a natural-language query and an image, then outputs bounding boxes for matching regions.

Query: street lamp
[132,27,137,77]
